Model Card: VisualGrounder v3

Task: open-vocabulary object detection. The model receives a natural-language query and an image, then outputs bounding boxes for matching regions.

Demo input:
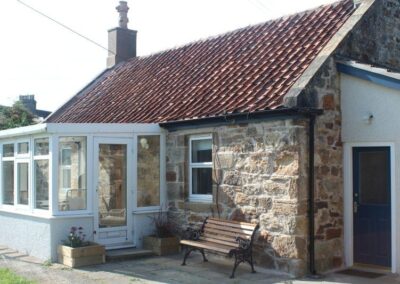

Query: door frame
[92,136,134,247]
[344,142,396,272]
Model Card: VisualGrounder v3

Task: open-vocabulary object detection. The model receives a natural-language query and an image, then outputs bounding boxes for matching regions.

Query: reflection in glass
[98,144,127,228]
[3,144,14,157]
[191,139,212,163]
[58,137,87,211]
[192,168,212,194]
[2,161,14,205]
[359,151,389,204]
[17,163,29,205]
[137,136,160,207]
[18,142,29,155]
[34,138,49,156]
[35,160,49,210]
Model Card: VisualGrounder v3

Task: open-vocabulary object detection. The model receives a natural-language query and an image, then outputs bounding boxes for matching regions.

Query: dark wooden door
[353,147,391,267]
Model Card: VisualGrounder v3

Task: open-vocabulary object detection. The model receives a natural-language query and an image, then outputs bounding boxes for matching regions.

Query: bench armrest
[183,227,202,240]
[235,236,251,250]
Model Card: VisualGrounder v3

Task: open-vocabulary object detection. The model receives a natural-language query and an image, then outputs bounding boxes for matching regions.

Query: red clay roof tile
[48,0,355,123]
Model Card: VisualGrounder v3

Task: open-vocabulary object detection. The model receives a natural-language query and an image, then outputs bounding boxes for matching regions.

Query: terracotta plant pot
[58,242,106,268]
[143,236,180,256]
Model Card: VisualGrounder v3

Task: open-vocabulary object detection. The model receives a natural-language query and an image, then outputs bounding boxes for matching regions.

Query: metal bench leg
[182,246,193,266]
[230,253,240,279]
[248,254,256,273]
[200,249,208,262]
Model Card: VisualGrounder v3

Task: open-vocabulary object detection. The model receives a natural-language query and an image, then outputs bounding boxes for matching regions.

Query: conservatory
[0,123,165,261]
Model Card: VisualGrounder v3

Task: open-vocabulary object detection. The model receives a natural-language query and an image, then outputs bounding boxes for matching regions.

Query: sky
[0,0,334,112]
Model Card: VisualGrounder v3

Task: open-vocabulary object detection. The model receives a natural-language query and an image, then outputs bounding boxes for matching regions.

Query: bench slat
[203,232,244,243]
[207,218,257,230]
[180,240,232,254]
[199,236,238,248]
[204,223,254,235]
[204,227,251,239]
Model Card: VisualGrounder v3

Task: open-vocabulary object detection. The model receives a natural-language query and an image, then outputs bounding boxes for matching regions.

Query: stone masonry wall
[166,119,310,276]
[338,0,400,72]
[299,57,344,272]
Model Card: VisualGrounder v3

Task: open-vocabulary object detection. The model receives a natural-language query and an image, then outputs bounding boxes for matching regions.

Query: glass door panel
[98,144,127,228]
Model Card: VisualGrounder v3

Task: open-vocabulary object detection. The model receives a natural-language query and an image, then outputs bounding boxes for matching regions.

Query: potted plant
[143,209,179,256]
[58,226,105,268]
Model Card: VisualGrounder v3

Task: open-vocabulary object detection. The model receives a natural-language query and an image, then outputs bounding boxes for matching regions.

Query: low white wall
[0,212,51,260]
[49,216,93,261]
[341,73,400,273]
[0,212,94,262]
[133,212,159,248]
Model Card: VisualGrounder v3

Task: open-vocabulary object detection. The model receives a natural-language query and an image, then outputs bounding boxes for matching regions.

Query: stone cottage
[0,0,399,277]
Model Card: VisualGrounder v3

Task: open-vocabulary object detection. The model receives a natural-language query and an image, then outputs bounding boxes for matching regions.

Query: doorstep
[105,248,154,262]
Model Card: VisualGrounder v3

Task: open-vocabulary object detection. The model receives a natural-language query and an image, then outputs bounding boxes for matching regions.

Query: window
[17,142,29,155]
[58,137,87,211]
[189,136,213,202]
[17,162,29,205]
[137,135,160,207]
[34,138,49,210]
[2,161,14,205]
[2,144,15,205]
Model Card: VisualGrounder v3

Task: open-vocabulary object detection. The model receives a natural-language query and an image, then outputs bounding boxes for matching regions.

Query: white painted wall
[0,212,92,261]
[341,73,400,273]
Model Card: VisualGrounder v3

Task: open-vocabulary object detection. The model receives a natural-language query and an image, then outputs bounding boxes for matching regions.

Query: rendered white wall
[0,212,51,260]
[0,212,93,262]
[341,73,400,273]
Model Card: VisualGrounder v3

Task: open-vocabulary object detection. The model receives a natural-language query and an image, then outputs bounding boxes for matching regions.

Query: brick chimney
[107,1,137,68]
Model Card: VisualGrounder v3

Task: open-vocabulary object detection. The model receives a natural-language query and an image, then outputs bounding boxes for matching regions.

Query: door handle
[353,201,358,214]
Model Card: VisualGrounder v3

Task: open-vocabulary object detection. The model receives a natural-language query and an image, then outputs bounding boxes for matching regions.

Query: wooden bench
[180,217,259,278]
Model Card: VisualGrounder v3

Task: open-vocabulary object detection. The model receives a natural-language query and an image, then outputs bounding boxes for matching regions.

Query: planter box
[58,243,106,268]
[143,236,179,256]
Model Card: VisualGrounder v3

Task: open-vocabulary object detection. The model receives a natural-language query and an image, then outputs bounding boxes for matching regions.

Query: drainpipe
[308,114,318,277]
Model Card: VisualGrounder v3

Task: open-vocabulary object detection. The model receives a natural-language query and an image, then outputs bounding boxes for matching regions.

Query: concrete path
[1,246,399,284]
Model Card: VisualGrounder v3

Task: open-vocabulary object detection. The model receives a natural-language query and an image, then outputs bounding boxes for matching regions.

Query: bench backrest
[200,218,259,249]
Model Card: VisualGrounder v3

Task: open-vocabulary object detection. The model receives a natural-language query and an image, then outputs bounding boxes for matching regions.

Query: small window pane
[61,148,72,165]
[35,160,49,210]
[3,144,14,157]
[2,161,14,205]
[191,139,212,163]
[359,151,389,204]
[34,138,49,156]
[58,137,87,211]
[18,142,29,155]
[192,168,212,195]
[137,136,160,207]
[17,163,29,205]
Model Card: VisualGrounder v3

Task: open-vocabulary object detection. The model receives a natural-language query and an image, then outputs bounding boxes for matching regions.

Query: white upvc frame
[189,135,213,203]
[133,133,166,212]
[32,136,51,213]
[93,136,134,246]
[15,158,30,208]
[52,135,92,216]
[0,142,15,209]
[343,142,396,273]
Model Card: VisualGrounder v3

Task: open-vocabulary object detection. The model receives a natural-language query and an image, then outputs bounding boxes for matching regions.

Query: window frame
[1,145,15,208]
[33,137,50,211]
[189,135,213,203]
[55,136,89,214]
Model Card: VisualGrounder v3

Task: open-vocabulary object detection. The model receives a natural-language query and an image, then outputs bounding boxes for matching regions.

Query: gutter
[159,107,323,131]
[0,123,47,139]
[160,107,322,276]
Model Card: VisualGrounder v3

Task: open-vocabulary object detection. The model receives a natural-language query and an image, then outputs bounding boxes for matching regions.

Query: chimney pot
[116,1,129,29]
[107,1,137,68]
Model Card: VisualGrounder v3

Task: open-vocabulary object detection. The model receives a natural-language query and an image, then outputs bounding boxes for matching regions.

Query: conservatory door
[93,137,133,247]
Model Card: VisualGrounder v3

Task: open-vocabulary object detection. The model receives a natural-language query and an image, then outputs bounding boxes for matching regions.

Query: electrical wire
[16,0,115,54]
